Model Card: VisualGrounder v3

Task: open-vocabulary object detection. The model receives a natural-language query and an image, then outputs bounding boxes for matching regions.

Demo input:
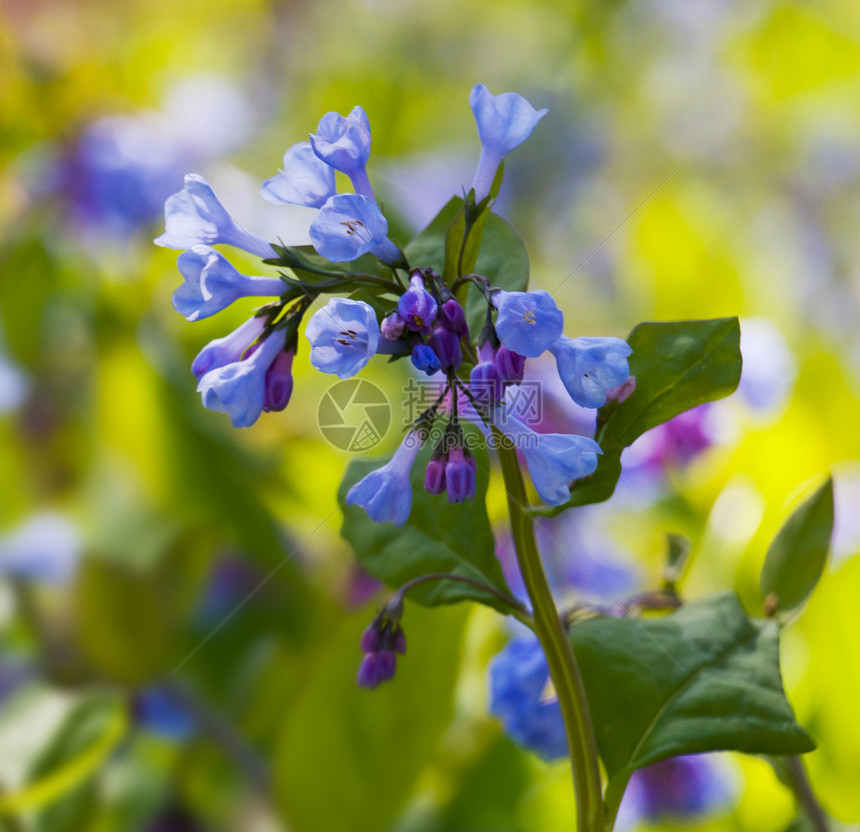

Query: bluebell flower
[398,273,439,333]
[155,174,274,258]
[497,415,601,506]
[424,457,447,495]
[494,290,564,358]
[489,633,568,760]
[310,106,374,198]
[346,435,423,526]
[133,688,195,741]
[549,336,632,409]
[173,246,285,322]
[309,194,399,263]
[197,329,287,428]
[191,315,266,381]
[261,141,338,208]
[305,298,380,379]
[380,312,405,340]
[411,343,442,376]
[470,83,548,202]
[616,754,736,830]
[0,512,81,585]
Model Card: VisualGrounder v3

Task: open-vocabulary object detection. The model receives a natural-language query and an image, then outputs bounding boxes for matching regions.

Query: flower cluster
[357,596,407,689]
[156,83,631,520]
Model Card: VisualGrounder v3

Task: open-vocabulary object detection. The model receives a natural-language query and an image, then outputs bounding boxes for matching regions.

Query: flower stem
[784,755,830,832]
[496,439,604,832]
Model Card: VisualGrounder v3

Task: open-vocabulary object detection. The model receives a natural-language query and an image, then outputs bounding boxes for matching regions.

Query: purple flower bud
[607,375,636,404]
[398,273,438,332]
[381,312,405,340]
[357,653,381,689]
[360,623,381,654]
[424,457,447,495]
[263,347,294,412]
[445,448,477,504]
[495,346,526,384]
[411,344,441,376]
[376,649,396,681]
[470,361,503,405]
[394,630,407,655]
[428,326,462,372]
[439,298,468,336]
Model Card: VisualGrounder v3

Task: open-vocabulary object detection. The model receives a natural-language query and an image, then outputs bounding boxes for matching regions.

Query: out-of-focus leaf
[550,318,742,513]
[75,558,175,685]
[432,736,531,832]
[761,478,834,613]
[568,593,814,790]
[273,604,467,832]
[9,695,126,826]
[339,442,513,613]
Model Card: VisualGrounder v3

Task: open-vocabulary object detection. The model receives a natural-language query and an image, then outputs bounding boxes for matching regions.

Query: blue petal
[550,336,632,409]
[495,290,564,358]
[309,194,389,263]
[261,142,337,209]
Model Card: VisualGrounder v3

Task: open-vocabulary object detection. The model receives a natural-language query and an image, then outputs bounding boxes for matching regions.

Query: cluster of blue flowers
[157,83,633,529]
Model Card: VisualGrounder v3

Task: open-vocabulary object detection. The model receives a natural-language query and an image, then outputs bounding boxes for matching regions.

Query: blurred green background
[1,0,859,829]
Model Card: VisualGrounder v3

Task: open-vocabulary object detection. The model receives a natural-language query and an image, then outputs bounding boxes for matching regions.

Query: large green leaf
[339,442,513,613]
[464,214,530,339]
[403,196,462,275]
[761,478,834,613]
[274,605,467,832]
[550,318,742,513]
[568,593,814,787]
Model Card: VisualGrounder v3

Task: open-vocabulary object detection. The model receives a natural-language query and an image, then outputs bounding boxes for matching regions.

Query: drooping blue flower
[428,326,462,373]
[305,298,380,379]
[190,315,266,381]
[411,343,442,376]
[616,754,736,830]
[155,174,274,258]
[173,246,285,322]
[498,415,601,506]
[0,512,81,585]
[310,106,374,198]
[133,688,196,741]
[398,273,439,332]
[494,290,564,358]
[260,141,338,209]
[196,329,287,428]
[470,83,548,201]
[346,435,423,526]
[549,336,632,409]
[489,633,568,760]
[309,194,399,263]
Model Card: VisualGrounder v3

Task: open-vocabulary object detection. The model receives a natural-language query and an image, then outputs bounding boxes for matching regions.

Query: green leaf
[568,593,814,788]
[24,695,126,827]
[761,478,834,613]
[273,605,467,832]
[464,213,530,339]
[338,441,513,612]
[403,197,463,275]
[550,318,742,513]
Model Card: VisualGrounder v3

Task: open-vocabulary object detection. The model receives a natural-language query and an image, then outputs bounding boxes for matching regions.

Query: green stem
[496,439,604,832]
[602,773,631,832]
[784,756,829,832]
